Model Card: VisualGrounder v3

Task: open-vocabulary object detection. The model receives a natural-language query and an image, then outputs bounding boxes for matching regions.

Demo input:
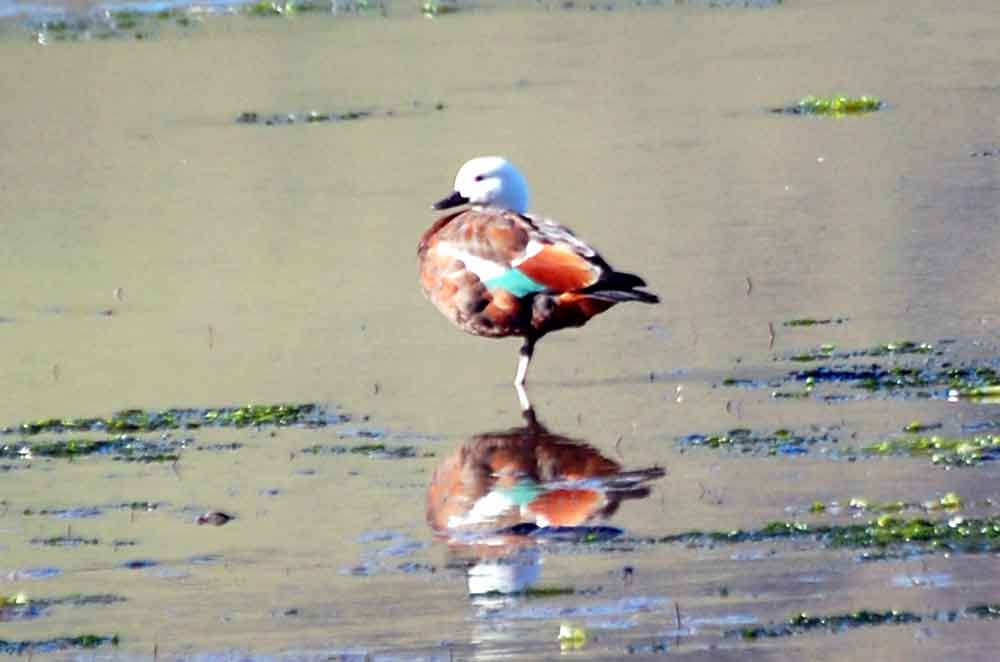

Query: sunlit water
[2,0,1000,659]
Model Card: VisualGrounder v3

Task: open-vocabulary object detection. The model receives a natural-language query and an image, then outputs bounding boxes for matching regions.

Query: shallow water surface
[2,0,1000,659]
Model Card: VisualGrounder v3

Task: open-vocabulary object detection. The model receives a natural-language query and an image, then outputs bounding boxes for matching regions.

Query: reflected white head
[432,156,531,215]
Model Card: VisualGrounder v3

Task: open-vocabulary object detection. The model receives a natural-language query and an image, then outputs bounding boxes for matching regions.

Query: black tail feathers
[584,271,660,304]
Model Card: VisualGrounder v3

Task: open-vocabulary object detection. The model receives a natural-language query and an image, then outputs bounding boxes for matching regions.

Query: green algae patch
[245,0,285,15]
[792,514,999,551]
[864,434,1000,466]
[650,514,1000,554]
[739,609,919,640]
[422,0,459,17]
[477,586,576,598]
[236,101,444,127]
[826,513,1000,551]
[864,341,934,356]
[967,604,1000,618]
[782,318,846,327]
[677,426,838,456]
[773,95,884,116]
[1,593,125,621]
[4,403,339,436]
[825,492,964,516]
[236,109,372,124]
[788,344,836,362]
[785,341,935,366]
[739,603,1000,641]
[243,0,383,16]
[950,384,1000,399]
[300,443,428,459]
[1,437,184,462]
[936,492,964,509]
[525,586,576,597]
[0,634,119,654]
[107,9,148,29]
[31,535,100,547]
[44,593,125,607]
[903,420,941,433]
[848,497,904,513]
[30,7,199,44]
[3,438,114,457]
[202,403,323,427]
[722,339,1000,403]
[677,421,1000,467]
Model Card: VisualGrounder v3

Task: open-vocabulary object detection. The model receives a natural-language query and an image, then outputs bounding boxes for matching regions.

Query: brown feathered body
[418,208,658,342]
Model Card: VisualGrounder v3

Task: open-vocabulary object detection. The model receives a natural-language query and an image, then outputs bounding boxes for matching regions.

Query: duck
[426,420,665,536]
[418,156,659,411]
[426,417,665,594]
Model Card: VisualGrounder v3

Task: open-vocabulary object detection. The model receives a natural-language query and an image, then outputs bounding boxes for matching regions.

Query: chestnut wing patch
[515,243,601,292]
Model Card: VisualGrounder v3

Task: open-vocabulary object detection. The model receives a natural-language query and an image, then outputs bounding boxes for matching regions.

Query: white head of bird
[433,156,531,215]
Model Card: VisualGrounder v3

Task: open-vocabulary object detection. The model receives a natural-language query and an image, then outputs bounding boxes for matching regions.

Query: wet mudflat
[2,0,1000,659]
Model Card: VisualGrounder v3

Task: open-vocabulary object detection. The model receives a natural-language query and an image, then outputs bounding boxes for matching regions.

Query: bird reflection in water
[426,412,665,596]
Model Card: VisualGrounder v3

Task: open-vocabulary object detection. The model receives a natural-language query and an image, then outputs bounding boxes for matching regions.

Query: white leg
[514,351,531,387]
[514,337,535,386]
[514,337,536,412]
[515,381,532,412]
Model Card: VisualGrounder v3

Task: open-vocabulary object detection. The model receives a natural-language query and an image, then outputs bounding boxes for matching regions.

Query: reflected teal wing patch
[485,268,547,297]
[496,480,542,507]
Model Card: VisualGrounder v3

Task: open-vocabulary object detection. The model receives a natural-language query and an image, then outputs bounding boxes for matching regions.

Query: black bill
[431,190,470,210]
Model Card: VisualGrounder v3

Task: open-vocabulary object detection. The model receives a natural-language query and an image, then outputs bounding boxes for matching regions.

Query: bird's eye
[474,175,485,182]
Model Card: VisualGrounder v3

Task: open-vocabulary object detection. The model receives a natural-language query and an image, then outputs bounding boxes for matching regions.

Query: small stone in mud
[196,442,243,452]
[337,110,371,121]
[397,561,436,574]
[120,559,158,569]
[196,511,234,526]
[344,564,376,576]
